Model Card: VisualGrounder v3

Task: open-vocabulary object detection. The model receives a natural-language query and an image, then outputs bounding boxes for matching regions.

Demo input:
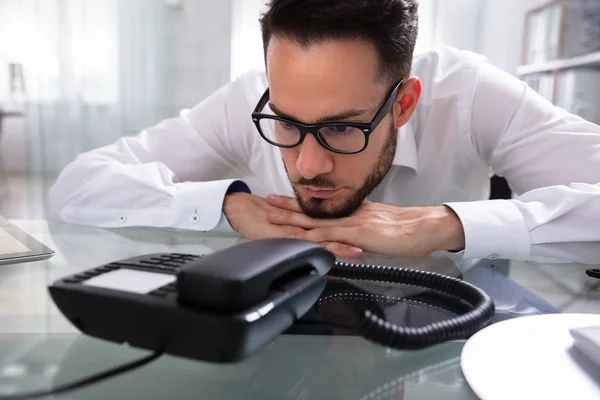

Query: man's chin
[296,195,357,219]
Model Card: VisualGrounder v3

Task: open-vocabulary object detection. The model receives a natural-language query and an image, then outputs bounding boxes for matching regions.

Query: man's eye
[324,126,350,133]
[277,121,295,130]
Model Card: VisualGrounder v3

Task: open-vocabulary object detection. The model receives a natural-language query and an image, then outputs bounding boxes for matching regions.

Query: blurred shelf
[517,51,600,76]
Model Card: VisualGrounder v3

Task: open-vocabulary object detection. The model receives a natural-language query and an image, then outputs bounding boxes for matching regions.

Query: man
[47,0,600,264]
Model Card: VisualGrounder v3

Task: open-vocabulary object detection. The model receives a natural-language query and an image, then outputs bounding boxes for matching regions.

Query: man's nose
[295,134,334,180]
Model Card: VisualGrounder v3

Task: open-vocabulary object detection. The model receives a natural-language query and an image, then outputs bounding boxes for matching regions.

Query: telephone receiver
[49,238,495,363]
[176,238,335,313]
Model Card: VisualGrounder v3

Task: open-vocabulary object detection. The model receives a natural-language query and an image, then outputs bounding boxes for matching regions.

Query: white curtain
[0,0,174,176]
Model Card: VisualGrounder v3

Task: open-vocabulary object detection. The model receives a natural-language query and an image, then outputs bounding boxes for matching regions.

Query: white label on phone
[83,269,175,294]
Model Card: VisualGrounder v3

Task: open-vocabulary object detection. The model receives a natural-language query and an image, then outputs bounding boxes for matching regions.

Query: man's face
[266,37,399,218]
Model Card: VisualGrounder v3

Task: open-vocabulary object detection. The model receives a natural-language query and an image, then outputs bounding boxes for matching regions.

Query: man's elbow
[45,165,81,222]
[45,180,68,221]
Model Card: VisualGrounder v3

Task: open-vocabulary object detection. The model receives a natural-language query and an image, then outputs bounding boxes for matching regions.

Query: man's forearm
[428,206,466,252]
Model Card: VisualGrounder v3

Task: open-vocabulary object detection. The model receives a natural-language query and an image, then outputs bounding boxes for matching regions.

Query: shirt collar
[392,122,418,171]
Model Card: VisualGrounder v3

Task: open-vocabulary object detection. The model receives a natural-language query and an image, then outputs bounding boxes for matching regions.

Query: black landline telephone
[0,240,493,400]
[48,239,494,364]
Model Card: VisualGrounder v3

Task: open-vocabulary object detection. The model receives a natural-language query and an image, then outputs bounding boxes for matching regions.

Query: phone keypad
[61,253,203,285]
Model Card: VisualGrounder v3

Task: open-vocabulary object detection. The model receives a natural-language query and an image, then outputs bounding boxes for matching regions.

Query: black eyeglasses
[251,80,405,154]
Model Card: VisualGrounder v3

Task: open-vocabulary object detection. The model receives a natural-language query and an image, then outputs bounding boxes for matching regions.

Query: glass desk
[0,219,599,399]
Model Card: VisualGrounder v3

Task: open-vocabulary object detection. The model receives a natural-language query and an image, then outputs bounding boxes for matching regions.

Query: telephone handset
[177,239,334,312]
[49,239,494,363]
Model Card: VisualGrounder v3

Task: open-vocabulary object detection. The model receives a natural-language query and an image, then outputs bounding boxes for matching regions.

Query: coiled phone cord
[329,261,495,349]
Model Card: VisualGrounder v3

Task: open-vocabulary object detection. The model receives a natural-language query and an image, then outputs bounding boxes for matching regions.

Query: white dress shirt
[47,46,600,264]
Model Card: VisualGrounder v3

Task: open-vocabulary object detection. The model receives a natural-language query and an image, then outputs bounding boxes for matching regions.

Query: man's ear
[393,77,422,129]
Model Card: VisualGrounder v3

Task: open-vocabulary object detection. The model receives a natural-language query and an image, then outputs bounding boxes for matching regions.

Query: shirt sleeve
[46,74,260,233]
[445,62,600,264]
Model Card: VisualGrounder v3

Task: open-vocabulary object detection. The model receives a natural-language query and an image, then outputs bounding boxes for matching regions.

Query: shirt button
[119,215,127,223]
[191,213,200,224]
[488,254,500,260]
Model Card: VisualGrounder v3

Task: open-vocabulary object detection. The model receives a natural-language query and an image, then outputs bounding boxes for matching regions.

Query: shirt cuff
[443,200,531,260]
[169,179,250,231]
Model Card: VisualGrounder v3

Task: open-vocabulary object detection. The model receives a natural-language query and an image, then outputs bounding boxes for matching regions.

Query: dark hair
[259,0,419,85]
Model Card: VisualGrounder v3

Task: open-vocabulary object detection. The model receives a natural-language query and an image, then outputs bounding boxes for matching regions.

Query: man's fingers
[288,226,359,246]
[267,209,321,229]
[267,208,353,229]
[267,194,303,212]
[258,224,305,239]
[321,241,363,258]
[277,225,306,236]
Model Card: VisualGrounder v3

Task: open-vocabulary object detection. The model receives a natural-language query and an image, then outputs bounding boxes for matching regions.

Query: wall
[414,0,438,54]
[431,0,483,53]
[172,0,232,110]
[477,0,552,74]
[230,0,266,81]
[425,0,548,74]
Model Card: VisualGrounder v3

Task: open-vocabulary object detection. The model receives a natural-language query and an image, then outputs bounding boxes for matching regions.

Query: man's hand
[266,194,466,258]
[223,192,365,257]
